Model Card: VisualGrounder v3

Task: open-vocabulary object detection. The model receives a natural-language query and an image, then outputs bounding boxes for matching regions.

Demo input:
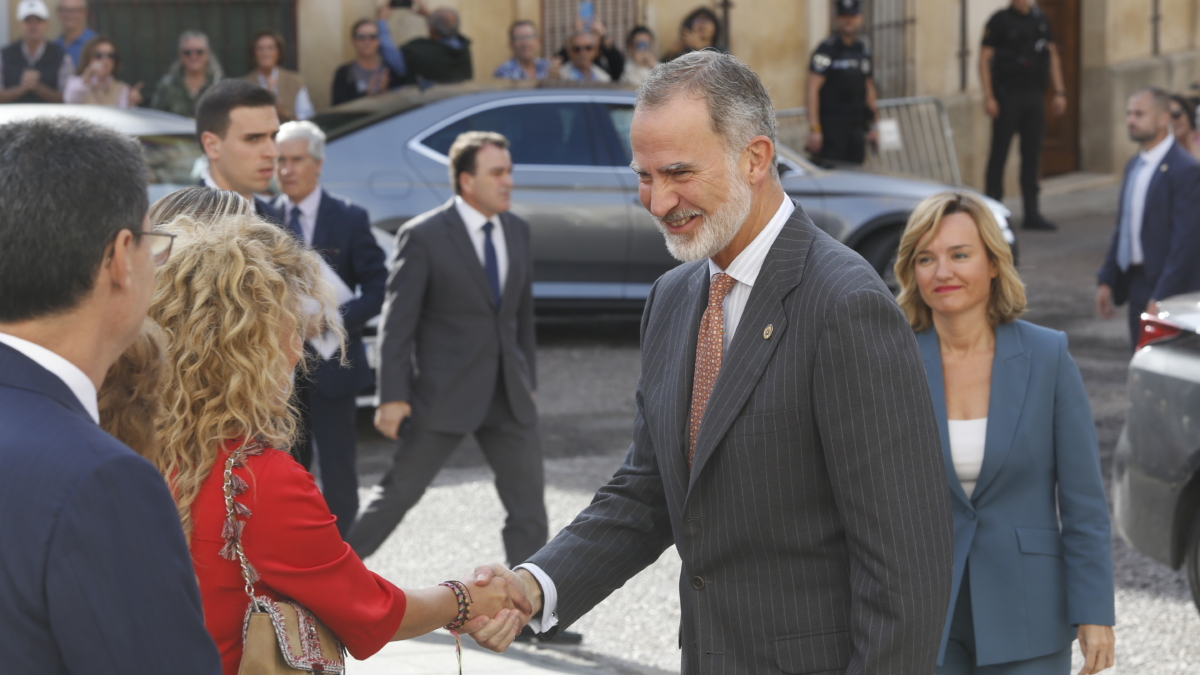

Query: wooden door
[1039,0,1081,175]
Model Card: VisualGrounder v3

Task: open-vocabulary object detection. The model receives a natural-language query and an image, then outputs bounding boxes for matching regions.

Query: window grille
[860,0,914,99]
[541,0,640,59]
[91,0,299,105]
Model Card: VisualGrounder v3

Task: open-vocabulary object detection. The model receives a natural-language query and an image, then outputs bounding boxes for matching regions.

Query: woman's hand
[1077,624,1114,674]
[464,573,523,621]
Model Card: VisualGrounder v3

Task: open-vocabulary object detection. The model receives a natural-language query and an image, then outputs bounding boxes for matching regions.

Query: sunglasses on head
[181,48,206,57]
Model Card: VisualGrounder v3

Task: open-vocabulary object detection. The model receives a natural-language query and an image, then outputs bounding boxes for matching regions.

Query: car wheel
[1186,512,1200,614]
[857,227,902,294]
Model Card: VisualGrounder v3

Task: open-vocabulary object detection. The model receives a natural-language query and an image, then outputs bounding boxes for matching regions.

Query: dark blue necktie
[287,206,304,242]
[482,220,502,308]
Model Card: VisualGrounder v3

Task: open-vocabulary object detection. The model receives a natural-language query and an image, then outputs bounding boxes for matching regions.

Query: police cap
[835,0,862,16]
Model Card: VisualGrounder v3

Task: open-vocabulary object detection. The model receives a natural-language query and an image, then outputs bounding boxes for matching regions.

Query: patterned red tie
[688,272,736,469]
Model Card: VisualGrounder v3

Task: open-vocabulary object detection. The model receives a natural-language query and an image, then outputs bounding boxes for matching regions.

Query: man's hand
[1095,284,1116,319]
[806,131,823,154]
[19,69,40,92]
[866,126,879,150]
[1146,298,1159,316]
[984,96,1000,119]
[1052,93,1067,117]
[376,2,391,21]
[468,563,539,652]
[374,401,411,440]
[128,82,145,107]
[1076,624,1115,674]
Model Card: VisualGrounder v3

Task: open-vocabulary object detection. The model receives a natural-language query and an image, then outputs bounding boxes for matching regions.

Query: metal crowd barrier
[776,95,962,186]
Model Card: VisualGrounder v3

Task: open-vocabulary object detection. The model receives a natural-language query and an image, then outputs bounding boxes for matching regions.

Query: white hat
[16,0,51,20]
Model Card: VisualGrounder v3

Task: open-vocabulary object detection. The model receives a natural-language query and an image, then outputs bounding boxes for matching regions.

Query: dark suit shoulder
[320,190,369,219]
[397,201,456,239]
[796,216,891,300]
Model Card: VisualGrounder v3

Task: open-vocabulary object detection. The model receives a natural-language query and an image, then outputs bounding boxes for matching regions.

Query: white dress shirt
[1128,134,1174,266]
[517,195,795,633]
[455,196,508,294]
[0,332,99,424]
[280,187,323,246]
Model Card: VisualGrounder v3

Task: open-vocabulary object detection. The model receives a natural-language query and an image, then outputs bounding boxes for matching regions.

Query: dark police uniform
[809,34,874,164]
[983,5,1055,226]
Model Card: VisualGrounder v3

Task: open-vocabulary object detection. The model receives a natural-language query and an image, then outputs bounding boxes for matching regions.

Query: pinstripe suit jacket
[526,204,954,675]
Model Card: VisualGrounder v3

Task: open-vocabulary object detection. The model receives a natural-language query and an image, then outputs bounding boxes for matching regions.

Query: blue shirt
[54,27,98,68]
[494,57,550,80]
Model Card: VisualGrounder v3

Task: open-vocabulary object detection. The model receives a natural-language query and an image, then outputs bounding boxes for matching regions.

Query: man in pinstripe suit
[472,51,954,674]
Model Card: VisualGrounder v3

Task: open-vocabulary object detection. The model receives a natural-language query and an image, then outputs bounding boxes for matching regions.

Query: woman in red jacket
[146,211,525,674]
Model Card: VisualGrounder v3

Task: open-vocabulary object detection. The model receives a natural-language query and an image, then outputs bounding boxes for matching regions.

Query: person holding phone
[619,26,658,86]
[63,36,143,108]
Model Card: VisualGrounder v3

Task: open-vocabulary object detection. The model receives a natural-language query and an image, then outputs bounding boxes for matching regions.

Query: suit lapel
[649,263,708,486]
[917,330,973,509]
[687,210,810,490]
[441,200,496,308]
[310,190,334,254]
[972,322,1030,500]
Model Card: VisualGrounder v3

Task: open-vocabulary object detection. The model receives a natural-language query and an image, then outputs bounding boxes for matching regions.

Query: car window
[605,104,634,165]
[141,135,204,185]
[421,102,602,166]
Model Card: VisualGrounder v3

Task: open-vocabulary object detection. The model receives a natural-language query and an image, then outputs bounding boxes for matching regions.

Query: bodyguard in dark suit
[350,131,548,566]
[195,79,282,223]
[1097,87,1200,347]
[470,52,953,672]
[0,119,220,673]
[275,120,387,537]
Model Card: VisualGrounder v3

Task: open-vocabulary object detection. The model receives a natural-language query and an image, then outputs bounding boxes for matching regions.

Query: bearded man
[468,51,954,674]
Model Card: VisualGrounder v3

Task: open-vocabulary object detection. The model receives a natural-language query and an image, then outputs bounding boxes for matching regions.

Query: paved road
[351,181,1200,673]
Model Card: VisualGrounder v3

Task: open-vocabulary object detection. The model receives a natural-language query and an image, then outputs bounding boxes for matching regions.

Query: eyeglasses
[570,45,596,53]
[1170,109,1184,119]
[512,34,537,42]
[141,231,176,266]
[354,33,379,41]
[92,51,115,61]
[180,48,207,57]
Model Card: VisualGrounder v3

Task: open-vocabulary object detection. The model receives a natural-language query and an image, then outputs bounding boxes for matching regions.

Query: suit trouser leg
[347,426,465,558]
[307,387,360,539]
[475,388,548,566]
[1126,266,1151,349]
[986,94,1022,202]
[1016,92,1046,221]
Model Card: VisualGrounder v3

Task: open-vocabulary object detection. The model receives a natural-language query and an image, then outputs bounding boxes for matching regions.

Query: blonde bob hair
[148,213,342,540]
[894,191,1025,332]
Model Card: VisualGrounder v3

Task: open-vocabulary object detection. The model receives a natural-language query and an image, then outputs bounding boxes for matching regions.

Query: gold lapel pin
[1161,164,1169,172]
[763,324,774,339]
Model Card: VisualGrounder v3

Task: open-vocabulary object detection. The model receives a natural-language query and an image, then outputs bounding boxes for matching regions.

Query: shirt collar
[0,332,99,424]
[707,195,795,287]
[1140,134,1174,166]
[454,195,498,233]
[255,68,280,89]
[282,186,322,220]
[21,41,46,63]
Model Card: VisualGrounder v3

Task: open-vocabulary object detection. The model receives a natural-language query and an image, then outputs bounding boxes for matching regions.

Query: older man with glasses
[494,20,550,81]
[151,30,224,118]
[557,30,610,83]
[52,0,97,67]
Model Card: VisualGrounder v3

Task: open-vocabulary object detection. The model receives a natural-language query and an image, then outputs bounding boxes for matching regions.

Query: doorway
[1038,0,1081,175]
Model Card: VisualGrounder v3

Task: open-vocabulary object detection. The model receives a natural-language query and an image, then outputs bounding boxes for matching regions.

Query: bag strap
[221,442,263,612]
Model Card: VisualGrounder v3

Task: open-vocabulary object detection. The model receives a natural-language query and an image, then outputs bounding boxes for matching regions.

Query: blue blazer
[281,189,387,398]
[0,343,221,674]
[1097,141,1200,305]
[917,321,1114,667]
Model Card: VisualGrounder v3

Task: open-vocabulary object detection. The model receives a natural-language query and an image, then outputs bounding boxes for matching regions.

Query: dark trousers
[294,370,360,539]
[985,89,1046,222]
[819,117,867,165]
[1125,265,1151,349]
[347,378,548,565]
[937,567,1072,674]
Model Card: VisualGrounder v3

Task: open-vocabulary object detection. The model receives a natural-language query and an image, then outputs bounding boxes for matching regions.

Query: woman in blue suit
[894,192,1115,675]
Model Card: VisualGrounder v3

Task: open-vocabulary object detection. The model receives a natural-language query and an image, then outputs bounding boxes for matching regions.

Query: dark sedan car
[315,83,1014,310]
[1113,293,1200,610]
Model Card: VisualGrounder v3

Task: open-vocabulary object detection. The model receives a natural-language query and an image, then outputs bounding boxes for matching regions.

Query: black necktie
[287,206,304,242]
[482,220,501,308]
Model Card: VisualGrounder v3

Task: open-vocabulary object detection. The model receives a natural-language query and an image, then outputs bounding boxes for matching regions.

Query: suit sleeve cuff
[514,563,558,634]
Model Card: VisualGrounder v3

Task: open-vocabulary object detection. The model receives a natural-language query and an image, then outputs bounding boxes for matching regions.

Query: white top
[454,195,509,294]
[1128,134,1174,266]
[519,194,795,633]
[706,195,795,354]
[948,418,987,498]
[280,186,322,246]
[0,332,99,424]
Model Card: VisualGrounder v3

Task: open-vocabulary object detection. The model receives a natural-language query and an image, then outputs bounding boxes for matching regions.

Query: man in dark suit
[275,120,387,537]
[1097,86,1200,347]
[0,118,221,673]
[195,79,282,222]
[350,131,548,569]
[470,51,954,673]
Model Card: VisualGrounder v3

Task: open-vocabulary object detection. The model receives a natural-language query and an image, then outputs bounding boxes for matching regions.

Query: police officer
[981,0,1067,231]
[806,0,877,165]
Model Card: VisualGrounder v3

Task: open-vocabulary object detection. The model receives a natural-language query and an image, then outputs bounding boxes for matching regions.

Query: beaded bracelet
[440,580,472,630]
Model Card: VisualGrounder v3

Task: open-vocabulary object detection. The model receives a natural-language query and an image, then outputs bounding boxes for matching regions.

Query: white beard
[653,159,754,263]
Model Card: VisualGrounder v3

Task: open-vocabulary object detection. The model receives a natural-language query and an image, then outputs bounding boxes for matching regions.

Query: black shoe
[1022,216,1057,231]
[513,626,583,644]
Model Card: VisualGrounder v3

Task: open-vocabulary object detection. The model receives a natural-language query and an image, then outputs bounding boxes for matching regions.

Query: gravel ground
[355,181,1200,673]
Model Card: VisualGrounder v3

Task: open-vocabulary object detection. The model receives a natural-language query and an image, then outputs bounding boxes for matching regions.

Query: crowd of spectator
[0,0,718,117]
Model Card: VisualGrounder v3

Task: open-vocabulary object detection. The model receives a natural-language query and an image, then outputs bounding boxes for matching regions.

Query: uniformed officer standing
[980,0,1067,231]
[806,0,878,165]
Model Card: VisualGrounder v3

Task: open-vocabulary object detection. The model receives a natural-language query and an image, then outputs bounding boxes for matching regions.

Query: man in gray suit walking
[349,131,548,568]
[470,51,953,673]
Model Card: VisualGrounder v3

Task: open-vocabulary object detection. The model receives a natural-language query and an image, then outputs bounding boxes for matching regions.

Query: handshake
[451,563,544,652]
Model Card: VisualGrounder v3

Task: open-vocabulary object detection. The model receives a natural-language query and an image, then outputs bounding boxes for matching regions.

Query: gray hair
[277,120,326,161]
[429,8,460,40]
[636,50,778,178]
[178,30,209,51]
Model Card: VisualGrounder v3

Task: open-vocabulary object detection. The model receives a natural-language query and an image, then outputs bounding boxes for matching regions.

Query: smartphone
[389,0,413,7]
[579,0,595,32]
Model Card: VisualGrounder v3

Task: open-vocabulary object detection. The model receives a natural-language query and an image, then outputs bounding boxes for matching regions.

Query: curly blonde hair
[894,191,1025,332]
[99,318,168,463]
[148,213,342,540]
